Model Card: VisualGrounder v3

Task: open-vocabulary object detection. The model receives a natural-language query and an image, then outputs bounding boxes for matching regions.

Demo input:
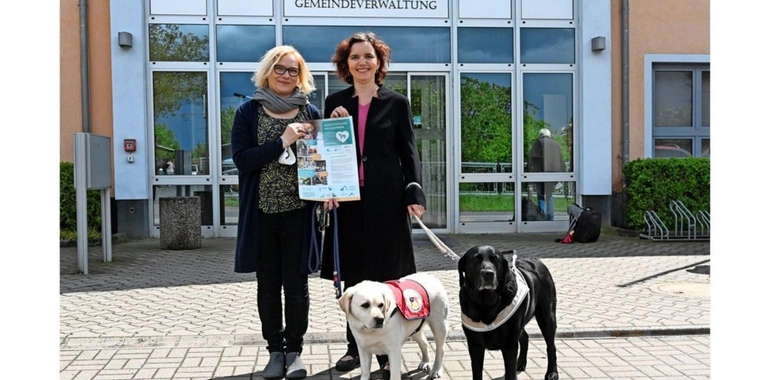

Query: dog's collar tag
[461,267,530,332]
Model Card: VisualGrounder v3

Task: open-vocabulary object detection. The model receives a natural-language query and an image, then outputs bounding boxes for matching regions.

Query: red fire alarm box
[124,139,137,152]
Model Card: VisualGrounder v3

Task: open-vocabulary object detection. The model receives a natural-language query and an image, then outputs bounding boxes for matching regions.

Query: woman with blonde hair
[231,45,321,379]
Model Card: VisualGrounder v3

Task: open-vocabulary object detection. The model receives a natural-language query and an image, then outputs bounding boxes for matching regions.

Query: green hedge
[623,157,710,230]
[60,162,102,238]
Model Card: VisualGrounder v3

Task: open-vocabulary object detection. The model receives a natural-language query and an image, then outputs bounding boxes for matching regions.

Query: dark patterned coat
[319,86,426,284]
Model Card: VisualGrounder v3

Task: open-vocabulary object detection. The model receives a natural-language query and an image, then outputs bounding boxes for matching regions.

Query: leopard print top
[257,105,307,214]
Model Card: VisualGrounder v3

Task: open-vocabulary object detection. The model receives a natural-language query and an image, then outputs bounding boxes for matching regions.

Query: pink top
[357,102,370,186]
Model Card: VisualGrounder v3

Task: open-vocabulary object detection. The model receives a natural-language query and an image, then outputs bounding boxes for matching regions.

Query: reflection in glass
[153,185,214,226]
[701,139,710,158]
[412,75,447,228]
[522,73,573,172]
[220,185,239,225]
[220,72,255,172]
[521,182,574,222]
[520,28,574,64]
[654,71,693,127]
[153,72,209,176]
[149,24,209,62]
[284,26,450,63]
[701,71,710,127]
[459,182,515,223]
[458,28,513,63]
[460,73,512,173]
[308,75,326,118]
[327,73,351,97]
[384,74,408,96]
[654,139,692,158]
[216,25,275,62]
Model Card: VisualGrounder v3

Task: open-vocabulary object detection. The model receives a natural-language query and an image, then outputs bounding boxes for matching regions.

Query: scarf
[252,87,309,113]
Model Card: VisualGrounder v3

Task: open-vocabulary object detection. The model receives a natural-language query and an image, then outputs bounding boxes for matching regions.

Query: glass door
[383,73,449,230]
[457,72,517,233]
[410,74,449,230]
[519,72,576,232]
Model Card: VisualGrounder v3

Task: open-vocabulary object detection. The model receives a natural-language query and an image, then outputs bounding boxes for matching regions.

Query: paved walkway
[60,232,710,379]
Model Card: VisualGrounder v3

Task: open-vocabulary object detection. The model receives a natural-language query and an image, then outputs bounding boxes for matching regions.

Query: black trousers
[257,208,309,354]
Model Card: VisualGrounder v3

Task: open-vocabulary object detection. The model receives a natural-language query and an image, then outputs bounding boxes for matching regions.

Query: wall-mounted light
[591,36,606,52]
[118,32,133,48]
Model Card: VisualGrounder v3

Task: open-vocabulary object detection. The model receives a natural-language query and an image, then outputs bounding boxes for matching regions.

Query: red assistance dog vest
[384,279,430,320]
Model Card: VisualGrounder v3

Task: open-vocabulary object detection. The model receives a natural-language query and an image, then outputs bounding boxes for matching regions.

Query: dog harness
[461,256,531,332]
[385,279,430,320]
[384,278,430,336]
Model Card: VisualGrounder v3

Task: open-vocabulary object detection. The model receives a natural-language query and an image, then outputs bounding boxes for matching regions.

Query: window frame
[644,54,710,158]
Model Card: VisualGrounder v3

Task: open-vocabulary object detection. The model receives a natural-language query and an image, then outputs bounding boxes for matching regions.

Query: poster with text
[297,117,361,201]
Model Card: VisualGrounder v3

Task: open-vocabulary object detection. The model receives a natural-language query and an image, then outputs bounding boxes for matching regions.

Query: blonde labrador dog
[338,272,449,380]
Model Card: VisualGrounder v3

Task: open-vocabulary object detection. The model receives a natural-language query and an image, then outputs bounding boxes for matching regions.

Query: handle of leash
[413,215,460,260]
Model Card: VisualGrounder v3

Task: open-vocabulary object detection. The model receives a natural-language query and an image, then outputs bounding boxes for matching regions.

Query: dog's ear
[501,249,516,258]
[382,288,393,318]
[458,255,468,288]
[338,288,354,314]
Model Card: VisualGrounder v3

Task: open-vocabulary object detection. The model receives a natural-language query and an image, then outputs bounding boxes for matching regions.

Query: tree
[220,106,236,146]
[460,77,512,167]
[149,24,209,120]
[154,123,180,162]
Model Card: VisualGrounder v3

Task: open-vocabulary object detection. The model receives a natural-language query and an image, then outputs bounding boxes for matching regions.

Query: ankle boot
[262,351,285,379]
[285,352,307,379]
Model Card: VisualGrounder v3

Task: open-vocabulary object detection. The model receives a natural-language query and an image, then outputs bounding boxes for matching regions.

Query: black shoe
[382,362,391,380]
[262,352,285,379]
[335,353,360,372]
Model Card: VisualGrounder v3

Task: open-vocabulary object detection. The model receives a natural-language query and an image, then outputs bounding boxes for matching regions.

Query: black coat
[231,99,322,273]
[319,86,426,284]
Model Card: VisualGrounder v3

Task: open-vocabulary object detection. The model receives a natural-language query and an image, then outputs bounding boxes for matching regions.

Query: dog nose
[374,317,384,327]
[481,269,495,281]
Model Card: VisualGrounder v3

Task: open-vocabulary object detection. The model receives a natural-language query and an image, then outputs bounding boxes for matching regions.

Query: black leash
[308,204,342,299]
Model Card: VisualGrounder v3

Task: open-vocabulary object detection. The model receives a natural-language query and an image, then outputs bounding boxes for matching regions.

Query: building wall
[609,0,710,192]
[59,0,114,163]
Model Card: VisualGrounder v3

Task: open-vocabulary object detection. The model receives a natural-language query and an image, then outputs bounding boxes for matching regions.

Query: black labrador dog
[458,245,559,380]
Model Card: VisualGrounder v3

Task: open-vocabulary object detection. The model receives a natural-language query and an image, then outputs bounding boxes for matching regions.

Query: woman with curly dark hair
[320,32,427,376]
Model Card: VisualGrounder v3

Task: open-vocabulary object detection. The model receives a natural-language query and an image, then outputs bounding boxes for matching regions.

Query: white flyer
[296,117,361,201]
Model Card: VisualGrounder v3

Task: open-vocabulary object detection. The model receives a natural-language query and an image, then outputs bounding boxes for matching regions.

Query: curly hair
[331,31,390,85]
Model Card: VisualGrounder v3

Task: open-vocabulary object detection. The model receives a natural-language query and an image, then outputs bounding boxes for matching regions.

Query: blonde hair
[253,45,315,94]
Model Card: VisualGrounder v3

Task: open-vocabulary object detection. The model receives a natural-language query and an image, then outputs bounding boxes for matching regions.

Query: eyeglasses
[273,64,300,77]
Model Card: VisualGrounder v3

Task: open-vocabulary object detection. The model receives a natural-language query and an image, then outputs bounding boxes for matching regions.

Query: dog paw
[417,361,431,373]
[517,363,526,372]
[544,372,559,380]
[426,370,441,379]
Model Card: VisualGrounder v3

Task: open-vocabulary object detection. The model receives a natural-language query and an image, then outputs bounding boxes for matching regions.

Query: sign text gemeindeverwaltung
[285,0,448,18]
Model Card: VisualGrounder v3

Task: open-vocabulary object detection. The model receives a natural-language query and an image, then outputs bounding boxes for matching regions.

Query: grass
[459,194,573,213]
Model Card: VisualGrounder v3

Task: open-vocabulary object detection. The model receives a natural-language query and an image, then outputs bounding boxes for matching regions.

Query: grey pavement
[60,232,710,379]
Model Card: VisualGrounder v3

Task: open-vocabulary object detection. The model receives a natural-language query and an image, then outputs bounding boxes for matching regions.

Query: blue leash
[308,204,342,298]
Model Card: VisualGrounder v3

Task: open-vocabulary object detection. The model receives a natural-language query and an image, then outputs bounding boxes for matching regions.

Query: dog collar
[461,265,530,332]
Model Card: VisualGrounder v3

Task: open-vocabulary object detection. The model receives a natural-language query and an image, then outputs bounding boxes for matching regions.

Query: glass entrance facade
[142,0,581,236]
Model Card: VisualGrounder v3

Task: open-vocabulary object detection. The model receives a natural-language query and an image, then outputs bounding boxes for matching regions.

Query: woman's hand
[407,204,425,218]
[330,106,349,118]
[281,123,311,147]
[323,199,340,211]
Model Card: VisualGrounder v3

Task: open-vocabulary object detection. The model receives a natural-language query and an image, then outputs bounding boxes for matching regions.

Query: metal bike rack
[640,200,709,241]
